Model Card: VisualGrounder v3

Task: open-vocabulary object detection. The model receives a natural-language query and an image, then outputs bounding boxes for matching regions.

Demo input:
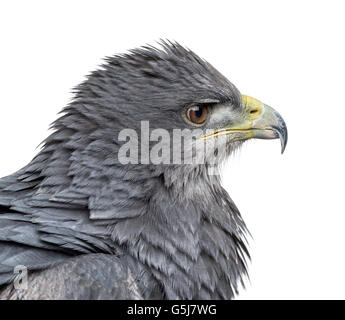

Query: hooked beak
[202,95,288,153]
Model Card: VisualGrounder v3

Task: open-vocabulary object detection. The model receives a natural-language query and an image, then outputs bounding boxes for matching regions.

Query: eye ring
[185,105,208,125]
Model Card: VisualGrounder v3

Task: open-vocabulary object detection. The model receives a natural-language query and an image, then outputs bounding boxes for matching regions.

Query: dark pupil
[194,107,203,118]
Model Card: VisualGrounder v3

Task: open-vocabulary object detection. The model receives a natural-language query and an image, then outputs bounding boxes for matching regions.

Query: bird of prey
[0,41,287,300]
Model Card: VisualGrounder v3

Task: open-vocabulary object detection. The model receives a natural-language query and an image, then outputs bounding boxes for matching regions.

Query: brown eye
[186,105,208,125]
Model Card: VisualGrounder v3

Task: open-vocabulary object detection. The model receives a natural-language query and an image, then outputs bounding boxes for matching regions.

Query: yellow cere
[242,95,263,121]
[201,95,264,140]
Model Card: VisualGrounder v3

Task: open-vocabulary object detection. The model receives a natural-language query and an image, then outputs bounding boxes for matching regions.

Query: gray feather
[0,41,249,299]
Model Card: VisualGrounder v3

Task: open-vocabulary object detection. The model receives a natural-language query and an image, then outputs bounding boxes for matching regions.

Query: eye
[185,105,208,125]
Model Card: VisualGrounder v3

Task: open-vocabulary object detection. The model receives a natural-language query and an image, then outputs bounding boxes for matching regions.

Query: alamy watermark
[13,265,28,291]
[117,121,229,173]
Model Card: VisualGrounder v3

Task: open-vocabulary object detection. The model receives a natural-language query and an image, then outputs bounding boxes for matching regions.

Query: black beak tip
[272,123,288,154]
[280,131,288,154]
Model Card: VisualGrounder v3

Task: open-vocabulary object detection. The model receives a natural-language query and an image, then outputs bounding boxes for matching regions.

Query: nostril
[250,109,259,114]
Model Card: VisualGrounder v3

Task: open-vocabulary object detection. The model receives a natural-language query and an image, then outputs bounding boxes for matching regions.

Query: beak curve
[202,95,288,154]
[272,122,288,154]
[249,102,288,154]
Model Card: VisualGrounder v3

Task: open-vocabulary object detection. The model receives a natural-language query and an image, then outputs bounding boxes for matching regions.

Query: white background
[0,0,344,299]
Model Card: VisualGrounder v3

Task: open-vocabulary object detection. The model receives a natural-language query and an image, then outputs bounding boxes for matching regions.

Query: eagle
[0,41,287,300]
